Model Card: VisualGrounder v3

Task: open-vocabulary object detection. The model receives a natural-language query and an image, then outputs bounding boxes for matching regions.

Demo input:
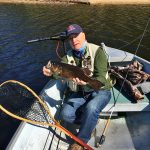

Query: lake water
[0,3,150,149]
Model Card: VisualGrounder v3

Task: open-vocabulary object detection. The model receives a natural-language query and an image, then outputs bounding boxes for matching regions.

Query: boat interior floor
[6,112,150,150]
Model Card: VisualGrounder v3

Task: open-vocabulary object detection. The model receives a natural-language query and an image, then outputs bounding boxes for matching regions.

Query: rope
[55,41,62,59]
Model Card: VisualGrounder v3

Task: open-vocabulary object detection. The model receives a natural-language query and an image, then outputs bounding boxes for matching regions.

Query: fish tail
[89,80,104,91]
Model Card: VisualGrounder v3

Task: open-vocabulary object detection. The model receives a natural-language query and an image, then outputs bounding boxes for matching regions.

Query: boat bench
[102,85,150,112]
[102,60,150,112]
[102,43,150,112]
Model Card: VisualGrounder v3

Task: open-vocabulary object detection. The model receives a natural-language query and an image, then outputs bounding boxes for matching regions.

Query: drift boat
[6,43,150,150]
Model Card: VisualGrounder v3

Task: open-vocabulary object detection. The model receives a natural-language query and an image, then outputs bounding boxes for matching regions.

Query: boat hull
[6,44,150,150]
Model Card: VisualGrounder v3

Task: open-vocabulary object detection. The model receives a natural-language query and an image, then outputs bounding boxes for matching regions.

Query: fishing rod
[27,31,67,43]
[27,31,68,57]
[96,17,150,148]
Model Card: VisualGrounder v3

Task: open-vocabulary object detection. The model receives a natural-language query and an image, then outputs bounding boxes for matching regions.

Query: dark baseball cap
[66,24,83,36]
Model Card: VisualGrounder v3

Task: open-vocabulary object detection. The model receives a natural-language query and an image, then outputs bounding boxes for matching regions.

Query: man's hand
[43,66,53,76]
[72,78,87,85]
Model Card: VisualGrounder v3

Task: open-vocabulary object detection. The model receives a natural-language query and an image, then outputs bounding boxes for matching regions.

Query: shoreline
[0,0,150,5]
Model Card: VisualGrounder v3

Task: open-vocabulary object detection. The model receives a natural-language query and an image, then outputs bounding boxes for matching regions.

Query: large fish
[46,60,104,91]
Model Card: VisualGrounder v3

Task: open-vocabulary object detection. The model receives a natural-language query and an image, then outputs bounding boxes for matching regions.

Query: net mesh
[0,82,54,125]
[0,81,94,150]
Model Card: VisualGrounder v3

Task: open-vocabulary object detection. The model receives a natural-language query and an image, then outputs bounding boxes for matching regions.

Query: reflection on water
[0,3,150,149]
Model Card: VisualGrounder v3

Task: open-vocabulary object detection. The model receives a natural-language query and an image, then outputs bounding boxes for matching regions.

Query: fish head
[46,61,52,69]
[46,60,62,74]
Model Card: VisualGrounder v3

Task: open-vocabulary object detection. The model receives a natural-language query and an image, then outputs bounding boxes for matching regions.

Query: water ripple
[0,3,150,149]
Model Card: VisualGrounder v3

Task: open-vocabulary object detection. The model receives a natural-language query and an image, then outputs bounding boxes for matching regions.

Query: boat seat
[102,85,150,112]
[100,43,150,112]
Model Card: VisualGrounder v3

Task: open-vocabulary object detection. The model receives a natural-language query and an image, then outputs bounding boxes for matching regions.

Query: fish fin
[82,68,92,76]
[46,61,51,69]
[89,80,104,91]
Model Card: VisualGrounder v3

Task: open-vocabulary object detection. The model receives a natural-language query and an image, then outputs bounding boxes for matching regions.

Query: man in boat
[43,24,112,150]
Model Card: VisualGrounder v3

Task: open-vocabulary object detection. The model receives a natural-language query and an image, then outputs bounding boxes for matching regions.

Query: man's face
[69,32,86,50]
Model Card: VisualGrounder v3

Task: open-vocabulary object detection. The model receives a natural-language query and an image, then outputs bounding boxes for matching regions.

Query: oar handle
[96,118,111,147]
[96,135,105,147]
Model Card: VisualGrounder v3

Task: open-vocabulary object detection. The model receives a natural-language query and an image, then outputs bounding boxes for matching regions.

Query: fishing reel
[50,31,68,41]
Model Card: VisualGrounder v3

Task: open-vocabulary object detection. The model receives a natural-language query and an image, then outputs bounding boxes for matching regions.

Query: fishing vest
[66,42,99,92]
